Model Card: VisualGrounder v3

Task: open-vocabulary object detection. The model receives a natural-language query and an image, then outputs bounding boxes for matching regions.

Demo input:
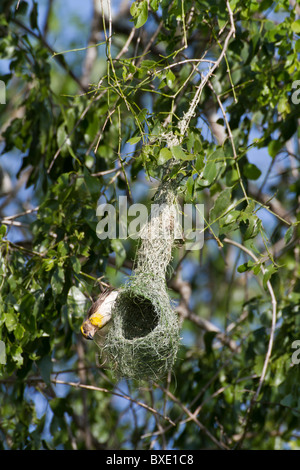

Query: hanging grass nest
[104,185,181,381]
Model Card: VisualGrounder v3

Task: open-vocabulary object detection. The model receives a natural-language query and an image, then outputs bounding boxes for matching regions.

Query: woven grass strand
[103,185,181,381]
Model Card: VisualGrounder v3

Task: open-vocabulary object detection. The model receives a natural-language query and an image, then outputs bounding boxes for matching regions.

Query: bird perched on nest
[80,287,119,340]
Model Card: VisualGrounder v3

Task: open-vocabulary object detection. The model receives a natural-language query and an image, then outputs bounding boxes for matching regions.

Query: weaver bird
[80,287,119,340]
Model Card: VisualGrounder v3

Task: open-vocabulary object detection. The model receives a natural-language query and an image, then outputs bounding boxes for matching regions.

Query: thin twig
[51,378,175,426]
[176,0,236,142]
[2,206,39,220]
[207,79,248,203]
[1,220,29,227]
[161,58,216,72]
[223,237,277,447]
[136,21,164,68]
[2,239,45,258]
[154,382,229,450]
[11,18,86,92]
[115,27,136,60]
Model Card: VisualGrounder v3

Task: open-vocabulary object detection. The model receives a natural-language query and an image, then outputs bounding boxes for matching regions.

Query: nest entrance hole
[120,294,159,340]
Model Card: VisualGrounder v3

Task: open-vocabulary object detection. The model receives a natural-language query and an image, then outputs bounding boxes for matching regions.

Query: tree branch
[11,18,87,93]
[223,237,277,448]
[51,378,176,426]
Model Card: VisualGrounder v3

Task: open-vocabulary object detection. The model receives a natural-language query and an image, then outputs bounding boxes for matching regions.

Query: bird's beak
[80,323,94,340]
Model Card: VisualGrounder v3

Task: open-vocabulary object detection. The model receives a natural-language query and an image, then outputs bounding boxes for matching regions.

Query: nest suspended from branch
[104,185,181,381]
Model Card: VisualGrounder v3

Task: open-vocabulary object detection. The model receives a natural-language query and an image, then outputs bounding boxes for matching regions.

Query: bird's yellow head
[80,320,97,340]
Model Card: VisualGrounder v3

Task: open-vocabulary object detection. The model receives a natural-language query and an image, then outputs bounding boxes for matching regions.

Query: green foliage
[0,0,299,451]
[130,0,148,29]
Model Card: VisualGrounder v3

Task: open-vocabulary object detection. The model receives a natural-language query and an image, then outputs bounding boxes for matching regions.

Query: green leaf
[137,108,148,123]
[243,163,261,180]
[66,143,78,162]
[50,398,72,418]
[223,386,234,404]
[127,136,141,145]
[67,286,88,319]
[166,70,175,87]
[284,225,294,244]
[237,261,253,273]
[84,167,101,198]
[158,147,172,165]
[30,1,38,30]
[14,323,25,341]
[111,239,126,269]
[198,161,217,186]
[57,241,69,258]
[222,209,240,227]
[70,256,81,274]
[150,0,159,11]
[130,0,148,29]
[208,147,225,162]
[11,344,23,367]
[254,354,265,376]
[278,96,291,115]
[226,168,239,186]
[4,311,18,332]
[56,124,69,156]
[185,176,194,202]
[204,331,217,355]
[291,20,300,34]
[252,263,262,276]
[170,145,187,160]
[37,355,52,386]
[280,394,294,407]
[51,267,65,296]
[0,225,7,239]
[239,214,261,240]
[209,188,232,223]
[198,148,225,187]
[263,264,277,289]
[66,107,76,134]
[43,258,55,272]
[268,140,282,158]
[195,154,204,172]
